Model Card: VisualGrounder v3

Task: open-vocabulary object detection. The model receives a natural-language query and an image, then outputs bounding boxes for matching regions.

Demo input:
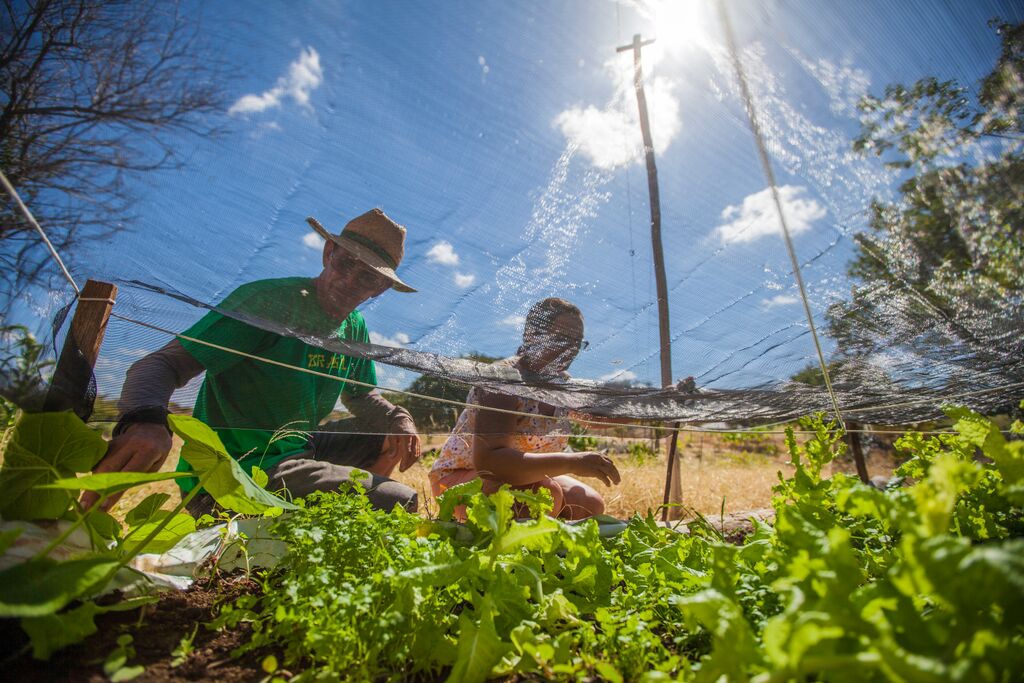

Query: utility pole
[616,34,683,520]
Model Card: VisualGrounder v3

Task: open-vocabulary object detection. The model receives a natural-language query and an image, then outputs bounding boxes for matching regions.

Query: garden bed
[5,575,265,682]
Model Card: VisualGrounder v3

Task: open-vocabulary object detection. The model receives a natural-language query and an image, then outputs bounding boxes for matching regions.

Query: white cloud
[555,48,681,170]
[500,314,526,327]
[426,241,460,266]
[713,185,827,244]
[302,232,325,250]
[453,272,476,288]
[369,331,410,348]
[600,369,638,383]
[229,47,323,116]
[761,294,799,309]
[798,56,871,118]
[374,366,414,391]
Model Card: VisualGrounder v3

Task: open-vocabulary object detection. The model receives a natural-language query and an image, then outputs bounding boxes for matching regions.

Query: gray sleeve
[342,390,417,435]
[117,339,205,414]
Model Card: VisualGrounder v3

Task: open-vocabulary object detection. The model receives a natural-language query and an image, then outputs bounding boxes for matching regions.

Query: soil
[3,574,275,682]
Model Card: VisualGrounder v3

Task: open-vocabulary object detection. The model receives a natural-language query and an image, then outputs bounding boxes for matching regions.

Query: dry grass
[388,432,898,519]
[43,431,898,524]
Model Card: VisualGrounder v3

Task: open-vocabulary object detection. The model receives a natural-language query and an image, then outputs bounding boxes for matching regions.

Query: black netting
[3,1,1022,436]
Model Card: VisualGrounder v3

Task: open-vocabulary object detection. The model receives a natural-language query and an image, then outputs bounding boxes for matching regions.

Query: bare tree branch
[0,0,226,306]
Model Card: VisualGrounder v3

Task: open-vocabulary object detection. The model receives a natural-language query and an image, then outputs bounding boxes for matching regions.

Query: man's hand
[80,423,173,511]
[394,432,422,472]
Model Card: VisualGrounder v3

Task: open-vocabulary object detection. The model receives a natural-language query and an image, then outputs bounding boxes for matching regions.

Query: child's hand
[571,451,621,486]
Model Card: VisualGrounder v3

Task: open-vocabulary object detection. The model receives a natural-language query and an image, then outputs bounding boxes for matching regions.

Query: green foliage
[0,411,294,659]
[104,634,145,681]
[0,325,54,428]
[720,429,779,456]
[830,21,1023,363]
[7,407,1024,678]
[626,440,658,465]
[19,597,154,660]
[0,411,108,519]
[568,421,600,452]
[169,414,298,515]
[211,407,1023,681]
[0,557,121,618]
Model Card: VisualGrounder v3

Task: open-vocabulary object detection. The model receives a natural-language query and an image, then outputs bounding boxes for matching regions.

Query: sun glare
[648,0,715,55]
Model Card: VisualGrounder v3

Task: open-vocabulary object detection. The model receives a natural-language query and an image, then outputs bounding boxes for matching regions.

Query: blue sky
[12,0,1020,403]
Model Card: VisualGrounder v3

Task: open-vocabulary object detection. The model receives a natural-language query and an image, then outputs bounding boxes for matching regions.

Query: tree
[384,353,501,433]
[0,0,224,305]
[827,20,1023,392]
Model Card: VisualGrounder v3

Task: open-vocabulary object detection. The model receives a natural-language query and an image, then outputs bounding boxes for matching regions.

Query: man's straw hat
[306,209,416,293]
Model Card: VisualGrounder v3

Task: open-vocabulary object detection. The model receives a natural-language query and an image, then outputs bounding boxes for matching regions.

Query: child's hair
[518,298,584,357]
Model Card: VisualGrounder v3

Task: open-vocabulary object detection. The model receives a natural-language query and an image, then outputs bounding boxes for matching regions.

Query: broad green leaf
[0,528,23,554]
[0,412,107,520]
[125,493,172,526]
[508,486,555,518]
[674,588,762,679]
[949,407,1024,486]
[251,465,269,488]
[492,517,560,555]
[20,596,154,659]
[85,509,121,541]
[447,595,511,683]
[43,470,190,494]
[0,447,73,520]
[467,487,516,539]
[437,478,483,521]
[109,665,145,682]
[0,557,120,617]
[121,512,197,555]
[594,661,623,683]
[398,559,472,587]
[169,415,297,514]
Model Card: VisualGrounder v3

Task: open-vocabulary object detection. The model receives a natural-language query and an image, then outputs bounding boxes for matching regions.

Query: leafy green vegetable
[209,407,1023,682]
[125,492,172,527]
[19,597,155,659]
[169,414,297,514]
[42,470,190,494]
[0,412,107,519]
[0,557,120,617]
[121,512,197,554]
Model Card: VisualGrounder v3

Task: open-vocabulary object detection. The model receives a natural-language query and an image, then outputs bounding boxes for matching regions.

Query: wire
[717,2,847,432]
[0,168,80,295]
[110,311,595,426]
[110,305,1022,439]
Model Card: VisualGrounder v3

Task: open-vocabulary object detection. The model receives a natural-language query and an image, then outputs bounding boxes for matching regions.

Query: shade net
[2,0,1022,435]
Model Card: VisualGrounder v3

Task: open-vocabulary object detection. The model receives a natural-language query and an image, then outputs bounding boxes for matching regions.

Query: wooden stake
[847,421,870,484]
[44,279,118,414]
[617,34,683,520]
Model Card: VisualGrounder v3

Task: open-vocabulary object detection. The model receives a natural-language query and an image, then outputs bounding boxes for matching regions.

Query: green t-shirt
[174,277,376,493]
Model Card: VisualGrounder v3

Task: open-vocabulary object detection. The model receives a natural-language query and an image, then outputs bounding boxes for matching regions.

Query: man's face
[316,241,393,318]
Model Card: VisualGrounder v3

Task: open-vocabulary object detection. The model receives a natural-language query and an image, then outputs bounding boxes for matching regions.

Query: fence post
[846,421,870,484]
[44,279,118,414]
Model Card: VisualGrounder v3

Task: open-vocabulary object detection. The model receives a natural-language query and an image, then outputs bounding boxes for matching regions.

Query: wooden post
[617,34,683,520]
[846,421,870,484]
[44,279,118,414]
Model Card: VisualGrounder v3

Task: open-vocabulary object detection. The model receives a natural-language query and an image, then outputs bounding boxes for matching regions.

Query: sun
[647,0,715,55]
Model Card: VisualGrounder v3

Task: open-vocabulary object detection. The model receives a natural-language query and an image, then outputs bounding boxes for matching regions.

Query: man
[84,209,422,513]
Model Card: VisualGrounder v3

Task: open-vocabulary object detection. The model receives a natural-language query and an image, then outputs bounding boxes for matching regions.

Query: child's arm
[471,390,620,487]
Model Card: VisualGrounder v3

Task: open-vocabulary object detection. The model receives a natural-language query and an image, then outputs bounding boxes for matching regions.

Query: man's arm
[342,390,421,472]
[83,339,204,510]
[117,339,204,418]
